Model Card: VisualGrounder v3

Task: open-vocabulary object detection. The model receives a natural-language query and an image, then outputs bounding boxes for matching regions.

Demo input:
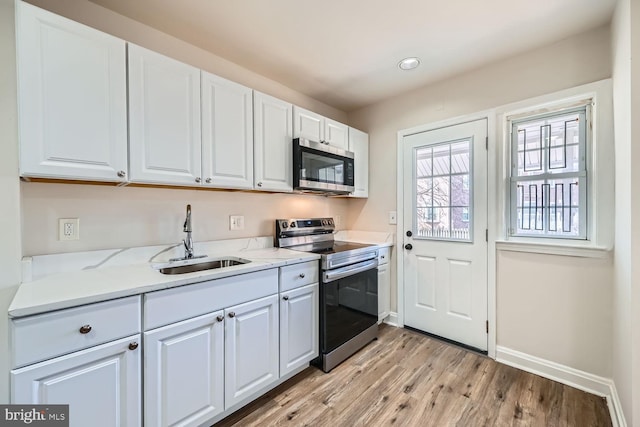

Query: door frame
[396,110,498,359]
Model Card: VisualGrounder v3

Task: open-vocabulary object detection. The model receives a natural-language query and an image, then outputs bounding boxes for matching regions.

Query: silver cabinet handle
[195,177,201,183]
[257,182,263,187]
[117,170,126,178]
[216,315,224,322]
[228,312,236,318]
[283,296,289,301]
[299,273,305,278]
[206,178,212,184]
[79,325,92,334]
[128,342,139,351]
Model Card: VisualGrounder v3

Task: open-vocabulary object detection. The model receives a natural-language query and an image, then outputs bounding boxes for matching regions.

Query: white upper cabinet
[16,2,128,182]
[128,44,202,186]
[293,106,323,142]
[201,72,254,189]
[348,127,369,198]
[293,106,349,150]
[253,91,293,192]
[324,118,349,150]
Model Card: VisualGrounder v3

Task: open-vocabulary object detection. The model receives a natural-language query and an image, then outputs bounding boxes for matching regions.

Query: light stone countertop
[9,244,319,318]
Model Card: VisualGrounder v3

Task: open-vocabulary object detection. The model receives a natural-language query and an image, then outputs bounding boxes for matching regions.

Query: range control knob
[290,222,296,228]
[322,219,328,225]
[328,219,334,226]
[281,221,288,229]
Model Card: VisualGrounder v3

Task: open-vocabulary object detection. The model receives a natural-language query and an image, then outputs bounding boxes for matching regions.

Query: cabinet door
[201,72,253,189]
[280,283,319,377]
[378,264,390,322]
[293,106,324,142]
[128,44,201,186]
[144,311,224,427]
[348,127,370,198]
[16,2,128,182]
[225,294,279,409]
[253,92,293,192]
[11,335,141,427]
[324,119,349,150]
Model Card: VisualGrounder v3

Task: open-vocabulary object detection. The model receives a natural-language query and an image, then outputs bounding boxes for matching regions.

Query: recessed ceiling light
[398,57,421,71]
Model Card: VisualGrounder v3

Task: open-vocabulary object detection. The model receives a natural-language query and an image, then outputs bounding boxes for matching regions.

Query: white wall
[0,0,22,404]
[611,0,640,423]
[348,25,614,377]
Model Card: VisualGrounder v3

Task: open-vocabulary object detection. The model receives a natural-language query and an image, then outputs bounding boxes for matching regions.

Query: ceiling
[88,0,616,112]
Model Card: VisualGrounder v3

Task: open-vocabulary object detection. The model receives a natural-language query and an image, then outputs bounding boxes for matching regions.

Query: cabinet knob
[216,315,224,322]
[117,170,126,178]
[283,295,289,301]
[381,256,385,259]
[79,325,92,334]
[128,342,139,351]
[228,312,236,318]
[195,177,201,183]
[257,182,263,187]
[299,273,305,278]
[206,178,212,184]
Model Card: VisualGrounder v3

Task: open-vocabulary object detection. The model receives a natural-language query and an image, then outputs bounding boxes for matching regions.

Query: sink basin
[158,257,251,275]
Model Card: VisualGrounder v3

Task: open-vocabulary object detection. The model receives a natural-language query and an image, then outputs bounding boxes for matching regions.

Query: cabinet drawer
[144,268,278,330]
[279,261,319,292]
[11,296,141,369]
[378,247,390,265]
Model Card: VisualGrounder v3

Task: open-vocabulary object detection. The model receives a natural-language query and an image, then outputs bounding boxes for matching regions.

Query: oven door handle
[323,259,379,283]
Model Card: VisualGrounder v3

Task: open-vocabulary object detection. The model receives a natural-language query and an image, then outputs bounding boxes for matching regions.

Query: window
[509,106,588,239]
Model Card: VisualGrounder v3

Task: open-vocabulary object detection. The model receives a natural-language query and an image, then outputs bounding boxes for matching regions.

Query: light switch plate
[389,211,397,225]
[229,215,244,231]
[59,218,80,241]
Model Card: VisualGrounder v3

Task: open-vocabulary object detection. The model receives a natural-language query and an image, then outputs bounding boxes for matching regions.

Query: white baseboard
[496,346,626,427]
[383,311,399,327]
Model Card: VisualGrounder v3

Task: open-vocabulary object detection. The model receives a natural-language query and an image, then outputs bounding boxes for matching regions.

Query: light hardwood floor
[214,325,611,427]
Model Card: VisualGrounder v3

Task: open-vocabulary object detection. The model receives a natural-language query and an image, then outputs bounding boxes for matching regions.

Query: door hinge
[486,320,489,334]
[485,229,488,242]
[485,136,488,150]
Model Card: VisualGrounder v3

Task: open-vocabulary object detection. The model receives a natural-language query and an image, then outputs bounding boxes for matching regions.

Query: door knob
[404,244,413,250]
[406,230,413,237]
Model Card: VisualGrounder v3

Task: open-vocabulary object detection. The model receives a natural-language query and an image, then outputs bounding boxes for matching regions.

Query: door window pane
[414,139,471,241]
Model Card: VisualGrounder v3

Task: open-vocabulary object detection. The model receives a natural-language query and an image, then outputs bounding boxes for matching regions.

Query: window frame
[508,106,590,240]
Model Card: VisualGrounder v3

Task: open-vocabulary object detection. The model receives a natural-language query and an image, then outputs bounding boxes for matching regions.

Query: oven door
[293,138,355,194]
[320,260,378,354]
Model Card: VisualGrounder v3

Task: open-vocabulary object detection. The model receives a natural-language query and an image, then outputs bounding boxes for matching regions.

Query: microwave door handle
[323,259,378,283]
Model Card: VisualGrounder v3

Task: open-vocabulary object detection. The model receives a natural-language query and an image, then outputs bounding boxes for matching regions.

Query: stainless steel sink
[158,257,251,275]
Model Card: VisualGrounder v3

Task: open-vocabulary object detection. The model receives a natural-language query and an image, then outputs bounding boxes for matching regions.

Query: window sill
[494,240,611,258]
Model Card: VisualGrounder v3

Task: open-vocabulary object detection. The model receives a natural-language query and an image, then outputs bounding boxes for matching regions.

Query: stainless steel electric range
[276,218,379,372]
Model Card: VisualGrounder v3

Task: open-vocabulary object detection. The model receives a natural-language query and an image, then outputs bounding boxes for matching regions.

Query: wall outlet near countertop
[58,218,80,241]
[229,215,244,231]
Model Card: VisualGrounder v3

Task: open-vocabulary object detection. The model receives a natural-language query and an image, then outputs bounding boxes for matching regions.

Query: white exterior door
[279,283,319,377]
[224,294,279,409]
[201,72,254,189]
[11,335,141,427]
[128,44,202,186]
[402,119,488,351]
[144,311,224,427]
[253,91,293,192]
[16,2,128,182]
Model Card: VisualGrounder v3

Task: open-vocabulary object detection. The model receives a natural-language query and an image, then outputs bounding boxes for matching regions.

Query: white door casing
[402,119,488,351]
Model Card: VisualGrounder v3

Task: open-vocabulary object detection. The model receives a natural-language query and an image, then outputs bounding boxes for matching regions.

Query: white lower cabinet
[378,247,391,322]
[11,335,142,427]
[224,294,279,409]
[144,311,225,427]
[280,283,319,376]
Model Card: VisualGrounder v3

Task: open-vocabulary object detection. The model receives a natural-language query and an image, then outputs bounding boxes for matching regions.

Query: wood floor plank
[214,325,611,427]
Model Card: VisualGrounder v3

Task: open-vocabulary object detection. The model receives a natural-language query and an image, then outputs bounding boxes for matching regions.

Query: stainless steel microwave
[293,138,355,195]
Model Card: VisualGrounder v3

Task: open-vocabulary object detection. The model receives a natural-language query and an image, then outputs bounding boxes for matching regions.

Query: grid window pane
[510,107,587,239]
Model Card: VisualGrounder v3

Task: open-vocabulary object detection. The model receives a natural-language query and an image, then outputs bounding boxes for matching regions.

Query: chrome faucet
[183,204,194,258]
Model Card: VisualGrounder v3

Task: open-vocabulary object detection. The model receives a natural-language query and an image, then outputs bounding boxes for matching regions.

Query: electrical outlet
[229,215,244,231]
[389,211,397,224]
[59,218,80,241]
